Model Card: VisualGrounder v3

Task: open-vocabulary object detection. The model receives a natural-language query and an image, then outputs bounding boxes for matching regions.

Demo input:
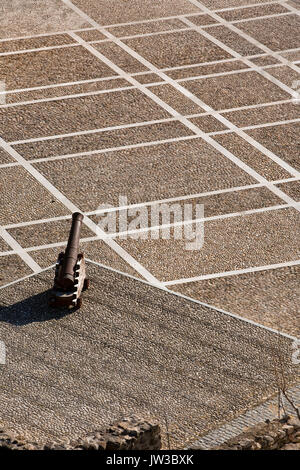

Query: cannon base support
[49,252,89,309]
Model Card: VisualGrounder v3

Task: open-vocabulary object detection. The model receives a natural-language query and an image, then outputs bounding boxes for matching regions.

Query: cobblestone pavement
[188,382,300,449]
[0,0,299,449]
[0,0,299,338]
[0,263,298,447]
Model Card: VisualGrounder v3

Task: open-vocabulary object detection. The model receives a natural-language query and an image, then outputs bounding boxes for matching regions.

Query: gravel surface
[0,263,297,447]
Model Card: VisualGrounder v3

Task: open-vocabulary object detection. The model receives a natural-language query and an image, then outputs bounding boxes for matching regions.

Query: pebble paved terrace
[0,263,298,448]
[0,0,299,449]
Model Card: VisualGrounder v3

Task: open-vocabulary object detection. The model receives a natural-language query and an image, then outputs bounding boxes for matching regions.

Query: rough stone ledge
[194,416,300,450]
[0,416,161,451]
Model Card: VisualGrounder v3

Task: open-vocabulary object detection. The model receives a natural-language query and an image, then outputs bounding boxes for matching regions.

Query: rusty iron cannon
[49,212,89,309]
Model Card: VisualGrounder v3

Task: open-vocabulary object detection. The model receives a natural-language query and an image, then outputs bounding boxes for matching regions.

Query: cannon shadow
[0,289,74,325]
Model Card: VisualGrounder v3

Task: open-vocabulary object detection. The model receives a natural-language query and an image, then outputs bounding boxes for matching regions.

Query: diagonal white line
[1,176,298,231]
[0,75,121,96]
[87,258,300,342]
[280,1,300,16]
[7,113,299,147]
[0,226,41,272]
[0,42,79,57]
[229,11,293,25]
[213,0,289,14]
[187,0,300,75]
[1,48,298,98]
[2,63,286,110]
[61,1,300,185]
[1,203,297,256]
[0,137,162,286]
[0,265,56,291]
[90,204,294,240]
[9,117,178,145]
[180,15,299,97]
[0,27,94,43]
[163,259,300,286]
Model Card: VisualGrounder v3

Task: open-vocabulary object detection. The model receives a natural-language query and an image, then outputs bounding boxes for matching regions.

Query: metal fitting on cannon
[49,212,89,309]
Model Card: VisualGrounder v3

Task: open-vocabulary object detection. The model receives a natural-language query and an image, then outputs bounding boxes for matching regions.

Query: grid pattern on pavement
[0,0,299,337]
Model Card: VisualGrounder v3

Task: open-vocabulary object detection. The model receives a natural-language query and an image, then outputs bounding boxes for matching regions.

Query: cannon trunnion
[49,212,89,309]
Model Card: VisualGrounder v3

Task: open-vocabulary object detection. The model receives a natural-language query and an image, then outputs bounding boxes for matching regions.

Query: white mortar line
[2,65,284,110]
[208,117,300,136]
[8,117,180,145]
[226,11,294,24]
[0,75,123,97]
[0,1,287,44]
[3,214,72,230]
[0,265,55,291]
[23,236,99,253]
[1,47,298,98]
[8,115,299,157]
[0,28,95,43]
[164,259,300,286]
[0,85,138,109]
[61,2,300,185]
[187,0,300,75]
[281,1,300,15]
[213,0,288,14]
[172,63,279,83]
[181,16,299,97]
[231,117,300,131]
[0,62,290,110]
[90,204,293,240]
[0,137,162,286]
[0,226,41,273]
[219,97,294,114]
[90,26,192,43]
[2,176,299,230]
[4,204,294,255]
[85,259,300,343]
[18,135,200,164]
[0,42,79,57]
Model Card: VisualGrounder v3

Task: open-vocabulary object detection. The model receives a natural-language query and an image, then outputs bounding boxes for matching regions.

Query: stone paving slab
[0,46,117,91]
[71,0,200,25]
[0,0,89,38]
[123,30,232,68]
[217,4,288,21]
[12,121,192,159]
[247,122,300,172]
[118,208,300,281]
[1,89,171,141]
[182,71,290,110]
[0,167,69,225]
[174,265,300,338]
[188,383,300,449]
[33,139,255,210]
[213,133,292,180]
[0,254,32,287]
[0,263,297,447]
[238,14,300,52]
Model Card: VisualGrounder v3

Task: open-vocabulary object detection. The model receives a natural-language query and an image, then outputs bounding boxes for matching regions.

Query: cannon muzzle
[59,212,84,289]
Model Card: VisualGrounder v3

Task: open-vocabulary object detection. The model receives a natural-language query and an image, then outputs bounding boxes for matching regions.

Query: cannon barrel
[59,212,84,289]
